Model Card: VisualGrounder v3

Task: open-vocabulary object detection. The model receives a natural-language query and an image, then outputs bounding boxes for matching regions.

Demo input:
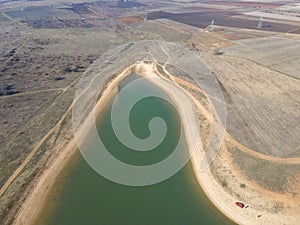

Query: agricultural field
[148,9,300,34]
[224,36,300,79]
[202,48,300,157]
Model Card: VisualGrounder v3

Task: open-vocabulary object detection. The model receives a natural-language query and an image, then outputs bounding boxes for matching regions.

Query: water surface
[35,75,234,225]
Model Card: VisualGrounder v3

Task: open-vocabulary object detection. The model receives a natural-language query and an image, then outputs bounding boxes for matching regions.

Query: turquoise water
[35,75,235,225]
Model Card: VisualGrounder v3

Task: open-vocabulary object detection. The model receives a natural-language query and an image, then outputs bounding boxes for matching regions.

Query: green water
[36,75,235,225]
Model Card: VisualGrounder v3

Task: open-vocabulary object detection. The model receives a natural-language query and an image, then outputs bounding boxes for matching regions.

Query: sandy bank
[12,66,133,225]
[12,61,300,225]
[139,62,300,225]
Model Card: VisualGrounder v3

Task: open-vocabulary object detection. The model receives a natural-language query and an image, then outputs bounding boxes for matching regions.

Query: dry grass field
[202,49,300,158]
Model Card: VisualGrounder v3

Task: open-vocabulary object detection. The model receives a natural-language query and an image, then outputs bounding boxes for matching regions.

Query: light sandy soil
[12,139,77,225]
[11,65,133,225]
[12,61,300,225]
[191,144,300,225]
[144,62,300,225]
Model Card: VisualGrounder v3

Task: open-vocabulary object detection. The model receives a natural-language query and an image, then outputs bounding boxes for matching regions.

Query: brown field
[202,1,284,9]
[117,16,144,25]
[148,9,300,34]
[68,3,103,19]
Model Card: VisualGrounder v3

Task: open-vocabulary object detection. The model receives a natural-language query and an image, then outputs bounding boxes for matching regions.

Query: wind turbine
[144,11,148,22]
[257,16,263,29]
[210,19,215,32]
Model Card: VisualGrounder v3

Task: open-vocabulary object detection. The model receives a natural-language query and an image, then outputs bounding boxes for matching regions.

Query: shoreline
[12,65,134,225]
[137,62,300,225]
[12,61,299,225]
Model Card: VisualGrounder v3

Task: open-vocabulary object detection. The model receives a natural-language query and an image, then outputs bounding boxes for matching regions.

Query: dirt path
[156,53,300,165]
[1,12,12,21]
[0,75,81,197]
[0,75,80,151]
[0,88,65,99]
[175,75,300,164]
[10,61,300,225]
[11,63,134,225]
[0,100,74,198]
[145,62,300,224]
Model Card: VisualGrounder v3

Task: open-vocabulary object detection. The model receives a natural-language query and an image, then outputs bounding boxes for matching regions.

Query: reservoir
[35,74,234,225]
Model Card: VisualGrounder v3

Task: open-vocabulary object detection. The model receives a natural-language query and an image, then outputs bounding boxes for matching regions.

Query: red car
[235,202,245,208]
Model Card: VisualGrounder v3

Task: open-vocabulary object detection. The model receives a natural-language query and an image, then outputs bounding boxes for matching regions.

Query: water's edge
[34,74,235,225]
